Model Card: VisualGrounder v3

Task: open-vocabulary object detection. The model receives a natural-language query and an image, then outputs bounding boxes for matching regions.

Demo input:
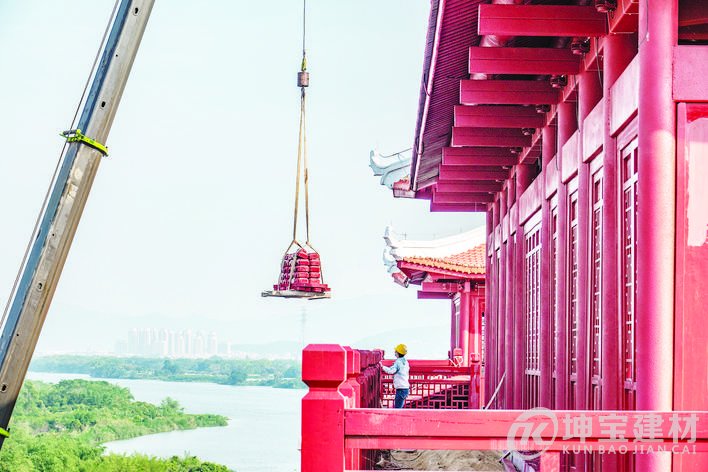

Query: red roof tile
[402,243,486,275]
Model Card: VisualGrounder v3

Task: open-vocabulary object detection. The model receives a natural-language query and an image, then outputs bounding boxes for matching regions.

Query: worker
[381,344,410,408]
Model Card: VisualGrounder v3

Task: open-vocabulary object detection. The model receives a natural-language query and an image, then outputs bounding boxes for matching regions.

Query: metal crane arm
[0,0,154,447]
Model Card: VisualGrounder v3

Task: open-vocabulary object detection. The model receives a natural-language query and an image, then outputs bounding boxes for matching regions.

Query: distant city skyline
[114,327,298,359]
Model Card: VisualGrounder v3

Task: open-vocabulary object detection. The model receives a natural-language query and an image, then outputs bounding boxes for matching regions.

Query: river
[26,372,302,472]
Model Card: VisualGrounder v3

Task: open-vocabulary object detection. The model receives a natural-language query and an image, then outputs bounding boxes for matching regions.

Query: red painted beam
[436,181,503,193]
[433,192,495,204]
[430,202,488,213]
[461,80,559,106]
[421,282,464,293]
[442,148,518,167]
[454,105,545,129]
[452,127,532,147]
[478,4,607,37]
[417,291,452,300]
[398,261,486,280]
[438,166,510,181]
[469,47,580,75]
[344,409,708,451]
[443,146,517,158]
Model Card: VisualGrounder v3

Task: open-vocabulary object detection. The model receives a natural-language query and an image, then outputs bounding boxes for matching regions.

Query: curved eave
[398,260,485,282]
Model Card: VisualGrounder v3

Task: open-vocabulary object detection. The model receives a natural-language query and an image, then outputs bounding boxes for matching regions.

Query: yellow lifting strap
[291,86,310,246]
[60,129,109,156]
[0,426,9,438]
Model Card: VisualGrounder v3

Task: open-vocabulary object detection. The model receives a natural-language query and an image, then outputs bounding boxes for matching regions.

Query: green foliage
[0,380,230,471]
[30,355,306,389]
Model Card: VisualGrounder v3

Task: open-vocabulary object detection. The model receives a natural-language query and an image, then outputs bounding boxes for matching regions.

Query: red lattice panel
[380,366,472,410]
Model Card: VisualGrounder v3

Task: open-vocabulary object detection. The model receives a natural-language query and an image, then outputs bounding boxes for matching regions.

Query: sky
[0,1,485,359]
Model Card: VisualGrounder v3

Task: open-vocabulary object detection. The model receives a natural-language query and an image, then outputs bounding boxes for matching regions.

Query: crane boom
[0,0,154,446]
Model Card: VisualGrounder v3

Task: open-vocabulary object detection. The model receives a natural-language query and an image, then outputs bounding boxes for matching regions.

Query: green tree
[227,369,247,385]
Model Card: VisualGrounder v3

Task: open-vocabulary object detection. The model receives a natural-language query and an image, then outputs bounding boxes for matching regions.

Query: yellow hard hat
[394,344,407,356]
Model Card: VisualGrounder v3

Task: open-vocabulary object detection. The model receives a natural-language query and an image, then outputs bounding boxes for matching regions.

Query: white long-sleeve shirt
[381,357,410,389]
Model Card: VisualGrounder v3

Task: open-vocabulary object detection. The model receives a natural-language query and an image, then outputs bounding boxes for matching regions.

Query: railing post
[470,363,481,409]
[343,347,361,471]
[301,344,346,472]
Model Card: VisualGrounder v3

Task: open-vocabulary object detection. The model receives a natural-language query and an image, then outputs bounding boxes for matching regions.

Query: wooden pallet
[261,290,331,300]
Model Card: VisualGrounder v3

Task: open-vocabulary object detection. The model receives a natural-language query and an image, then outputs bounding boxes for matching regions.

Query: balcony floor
[375,449,504,471]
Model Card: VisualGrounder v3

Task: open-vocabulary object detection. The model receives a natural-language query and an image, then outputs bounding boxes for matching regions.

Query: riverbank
[28,372,302,472]
[0,377,230,471]
[30,355,305,389]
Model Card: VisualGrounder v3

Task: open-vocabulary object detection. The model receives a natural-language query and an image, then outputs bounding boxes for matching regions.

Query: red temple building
[301,1,708,471]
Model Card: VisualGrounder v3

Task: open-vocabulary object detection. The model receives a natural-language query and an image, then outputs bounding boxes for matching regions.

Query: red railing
[380,359,478,409]
[302,344,708,472]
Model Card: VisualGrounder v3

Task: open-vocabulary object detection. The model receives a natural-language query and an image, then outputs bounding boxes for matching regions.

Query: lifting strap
[291,0,311,248]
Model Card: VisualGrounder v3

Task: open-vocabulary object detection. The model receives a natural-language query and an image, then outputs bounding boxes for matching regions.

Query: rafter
[436,181,503,193]
[454,105,545,129]
[460,80,559,106]
[452,127,532,147]
[469,47,580,75]
[430,202,489,213]
[478,4,607,37]
[433,192,495,204]
[438,166,510,181]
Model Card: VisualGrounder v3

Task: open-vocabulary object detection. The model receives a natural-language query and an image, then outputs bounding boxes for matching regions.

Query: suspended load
[267,243,330,299]
[262,0,330,300]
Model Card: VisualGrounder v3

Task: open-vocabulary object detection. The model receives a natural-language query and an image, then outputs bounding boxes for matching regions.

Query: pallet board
[261,290,331,300]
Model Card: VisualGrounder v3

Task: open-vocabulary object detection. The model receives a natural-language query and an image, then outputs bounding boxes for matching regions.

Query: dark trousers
[394,388,409,408]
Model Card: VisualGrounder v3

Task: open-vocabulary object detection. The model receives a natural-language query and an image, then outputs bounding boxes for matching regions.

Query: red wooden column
[554,101,576,410]
[458,287,471,367]
[486,200,499,401]
[301,344,346,472]
[576,66,603,472]
[468,292,482,364]
[539,124,556,409]
[504,183,515,408]
[498,189,508,408]
[576,68,602,413]
[514,165,534,409]
[636,0,676,470]
[450,294,458,358]
[601,30,636,472]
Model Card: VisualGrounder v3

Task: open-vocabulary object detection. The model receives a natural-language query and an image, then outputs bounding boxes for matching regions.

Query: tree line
[30,355,304,389]
[0,379,229,471]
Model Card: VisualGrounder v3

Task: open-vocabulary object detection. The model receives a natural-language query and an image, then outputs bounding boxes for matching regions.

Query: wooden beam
[443,145,517,158]
[442,148,518,167]
[421,282,464,293]
[430,202,489,213]
[417,291,452,300]
[454,105,545,129]
[345,409,708,451]
[433,192,495,204]
[436,181,503,193]
[461,80,559,106]
[452,127,532,147]
[469,47,580,75]
[478,5,607,37]
[399,261,486,279]
[438,166,510,181]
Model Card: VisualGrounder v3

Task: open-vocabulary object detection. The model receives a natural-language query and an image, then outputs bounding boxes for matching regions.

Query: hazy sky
[0,1,485,358]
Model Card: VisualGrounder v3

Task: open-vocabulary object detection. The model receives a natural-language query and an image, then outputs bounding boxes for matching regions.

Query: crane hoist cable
[262,0,330,300]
